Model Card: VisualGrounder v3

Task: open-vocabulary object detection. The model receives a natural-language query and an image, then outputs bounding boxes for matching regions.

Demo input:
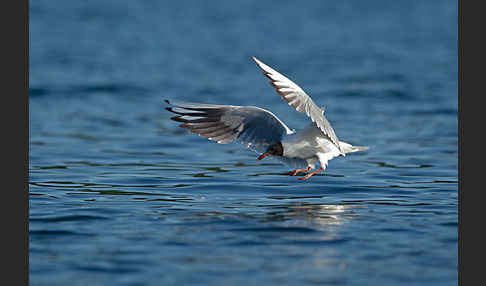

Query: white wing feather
[252,57,343,154]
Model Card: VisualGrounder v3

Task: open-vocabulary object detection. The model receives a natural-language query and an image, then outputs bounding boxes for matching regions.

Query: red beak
[257,152,270,160]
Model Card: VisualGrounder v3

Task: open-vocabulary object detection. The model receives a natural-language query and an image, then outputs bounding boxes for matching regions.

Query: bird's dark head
[257,142,283,160]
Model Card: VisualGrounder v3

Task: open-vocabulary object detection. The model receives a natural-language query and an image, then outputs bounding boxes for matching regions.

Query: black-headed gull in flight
[165,57,368,180]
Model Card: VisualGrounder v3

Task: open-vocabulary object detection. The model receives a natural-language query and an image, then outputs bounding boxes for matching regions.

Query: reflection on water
[272,203,363,226]
[260,202,364,243]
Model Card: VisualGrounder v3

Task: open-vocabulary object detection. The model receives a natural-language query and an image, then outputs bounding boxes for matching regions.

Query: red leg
[298,167,324,180]
[287,167,311,176]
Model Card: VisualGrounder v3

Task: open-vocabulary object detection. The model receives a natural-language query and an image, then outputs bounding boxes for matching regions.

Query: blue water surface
[30,1,458,285]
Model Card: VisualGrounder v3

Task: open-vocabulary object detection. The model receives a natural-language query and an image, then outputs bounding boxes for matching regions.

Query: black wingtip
[170,116,184,122]
[165,107,173,112]
[164,99,170,105]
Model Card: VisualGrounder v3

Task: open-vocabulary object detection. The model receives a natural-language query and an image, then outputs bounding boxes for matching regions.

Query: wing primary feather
[170,116,220,123]
[200,127,233,138]
[210,132,234,142]
[165,107,208,117]
[192,126,229,135]
[179,122,224,130]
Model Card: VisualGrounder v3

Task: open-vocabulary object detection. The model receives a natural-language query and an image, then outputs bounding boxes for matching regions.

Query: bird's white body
[282,123,363,170]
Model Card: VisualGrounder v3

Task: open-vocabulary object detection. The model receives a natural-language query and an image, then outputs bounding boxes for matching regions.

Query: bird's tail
[339,142,369,154]
[348,145,369,153]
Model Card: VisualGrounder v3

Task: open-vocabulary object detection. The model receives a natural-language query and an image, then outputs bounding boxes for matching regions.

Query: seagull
[165,57,368,180]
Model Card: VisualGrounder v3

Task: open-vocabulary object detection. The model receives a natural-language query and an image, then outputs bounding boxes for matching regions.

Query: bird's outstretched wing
[165,100,294,154]
[252,56,343,154]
